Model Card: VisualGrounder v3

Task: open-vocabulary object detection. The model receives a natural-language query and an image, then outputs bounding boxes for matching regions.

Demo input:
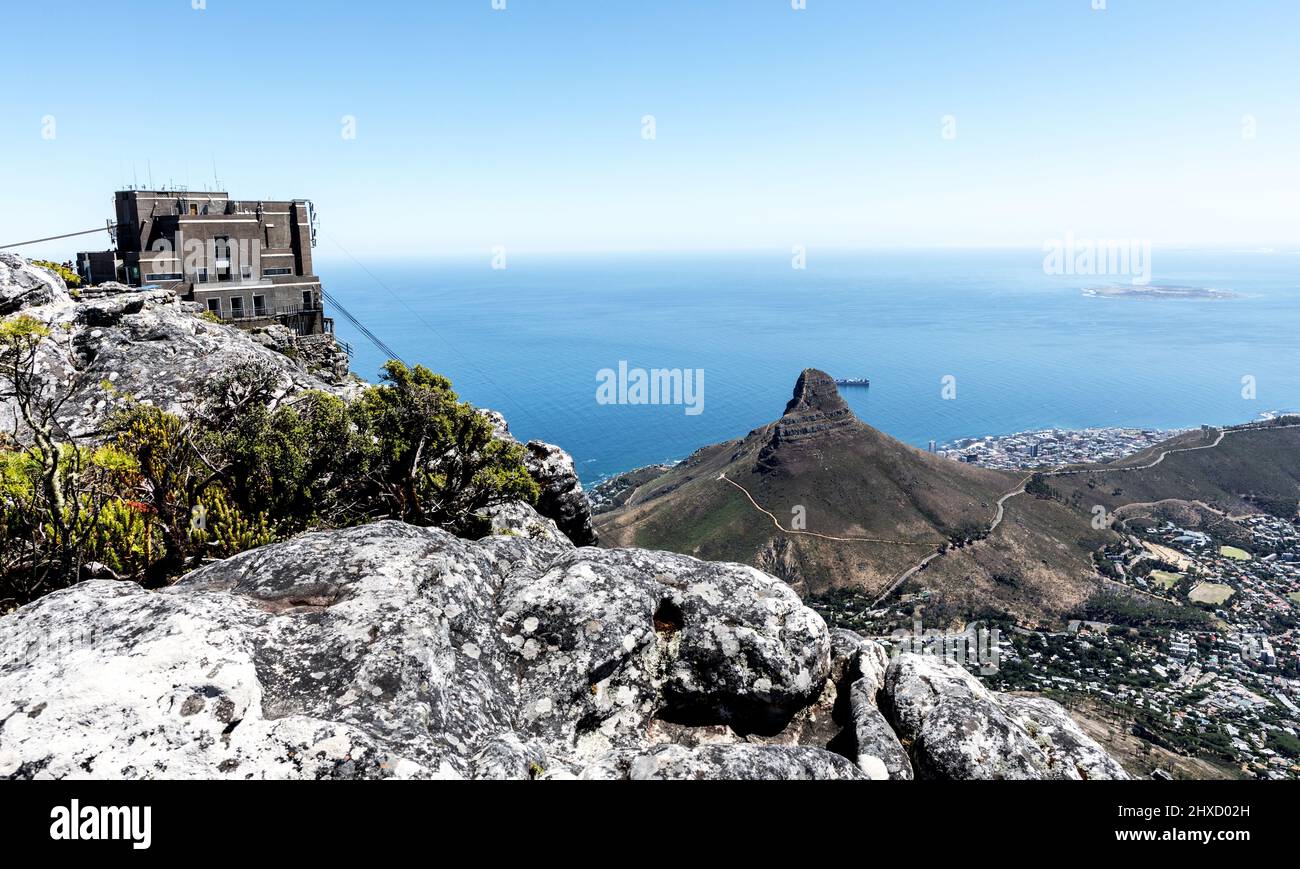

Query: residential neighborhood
[938,426,1187,469]
[815,427,1300,779]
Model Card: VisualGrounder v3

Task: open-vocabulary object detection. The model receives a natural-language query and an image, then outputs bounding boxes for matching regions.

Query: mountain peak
[783,368,851,418]
[760,369,859,461]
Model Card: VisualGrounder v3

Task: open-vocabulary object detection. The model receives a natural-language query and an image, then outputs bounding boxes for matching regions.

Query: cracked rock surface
[883,653,1130,780]
[0,520,827,779]
[0,518,1128,780]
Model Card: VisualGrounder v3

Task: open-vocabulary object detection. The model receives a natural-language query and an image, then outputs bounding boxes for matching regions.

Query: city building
[77,188,331,335]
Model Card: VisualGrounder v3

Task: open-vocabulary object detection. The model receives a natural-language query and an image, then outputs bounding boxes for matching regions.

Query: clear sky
[3,0,1298,258]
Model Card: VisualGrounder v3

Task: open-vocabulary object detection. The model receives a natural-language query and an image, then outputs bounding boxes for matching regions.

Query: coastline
[586,412,1298,491]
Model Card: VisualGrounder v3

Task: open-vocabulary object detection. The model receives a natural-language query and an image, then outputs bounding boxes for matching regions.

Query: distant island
[1083,285,1239,300]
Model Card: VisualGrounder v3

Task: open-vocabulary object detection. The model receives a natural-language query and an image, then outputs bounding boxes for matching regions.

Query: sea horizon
[320,248,1300,485]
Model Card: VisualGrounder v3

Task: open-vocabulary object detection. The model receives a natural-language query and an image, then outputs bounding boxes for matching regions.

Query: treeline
[1074,588,1213,629]
[0,315,537,610]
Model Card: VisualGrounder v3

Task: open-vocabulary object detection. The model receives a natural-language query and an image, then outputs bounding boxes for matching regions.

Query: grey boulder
[0,253,70,315]
[571,743,866,780]
[847,637,914,780]
[483,409,599,547]
[883,653,1130,780]
[0,521,831,779]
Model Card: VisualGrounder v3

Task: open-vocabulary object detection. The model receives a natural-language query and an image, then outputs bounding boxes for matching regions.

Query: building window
[302,290,315,309]
[196,268,208,283]
[252,295,267,317]
[213,236,231,264]
[207,298,222,316]
[144,272,183,282]
[189,204,198,216]
[241,264,252,280]
[229,297,245,318]
[264,267,292,276]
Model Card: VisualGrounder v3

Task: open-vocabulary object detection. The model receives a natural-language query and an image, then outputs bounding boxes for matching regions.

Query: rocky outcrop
[756,369,861,472]
[772,368,857,441]
[246,325,350,383]
[848,637,914,780]
[0,253,70,315]
[480,500,570,545]
[0,255,356,439]
[0,518,1128,780]
[295,333,352,383]
[525,441,598,546]
[484,409,598,546]
[0,520,826,779]
[572,743,865,780]
[1,257,591,538]
[883,653,1130,780]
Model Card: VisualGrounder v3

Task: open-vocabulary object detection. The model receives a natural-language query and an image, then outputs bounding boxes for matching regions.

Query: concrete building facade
[77,189,331,335]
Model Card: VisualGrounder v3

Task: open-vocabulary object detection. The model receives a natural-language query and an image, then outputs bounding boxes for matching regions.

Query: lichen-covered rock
[847,638,913,780]
[483,409,599,547]
[294,333,352,383]
[570,743,866,780]
[524,440,599,546]
[0,521,830,779]
[0,253,70,315]
[480,500,570,545]
[730,628,863,755]
[883,653,1130,780]
[499,546,830,758]
[248,324,296,353]
[1001,695,1131,781]
[0,256,354,439]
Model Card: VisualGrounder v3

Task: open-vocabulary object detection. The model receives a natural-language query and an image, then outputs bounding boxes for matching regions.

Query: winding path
[875,423,1298,607]
[718,473,941,546]
[720,421,1299,610]
[1045,427,1227,477]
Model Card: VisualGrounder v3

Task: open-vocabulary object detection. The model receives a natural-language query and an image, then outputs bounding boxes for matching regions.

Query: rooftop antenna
[147,160,153,189]
[211,155,220,191]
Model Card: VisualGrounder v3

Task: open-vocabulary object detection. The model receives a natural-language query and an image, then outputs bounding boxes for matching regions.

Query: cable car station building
[77,189,331,336]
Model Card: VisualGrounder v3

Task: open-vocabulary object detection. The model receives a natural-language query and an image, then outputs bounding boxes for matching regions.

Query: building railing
[207,302,328,337]
[212,303,322,321]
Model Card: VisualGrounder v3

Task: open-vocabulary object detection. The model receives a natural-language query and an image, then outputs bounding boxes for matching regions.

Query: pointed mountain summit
[766,369,857,448]
[783,368,852,418]
[597,369,1116,625]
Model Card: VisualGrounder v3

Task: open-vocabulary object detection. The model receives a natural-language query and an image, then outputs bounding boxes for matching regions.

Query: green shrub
[31,259,81,288]
[348,361,538,534]
[2,351,541,607]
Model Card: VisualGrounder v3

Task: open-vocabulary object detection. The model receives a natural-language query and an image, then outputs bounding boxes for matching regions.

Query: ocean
[318,249,1300,486]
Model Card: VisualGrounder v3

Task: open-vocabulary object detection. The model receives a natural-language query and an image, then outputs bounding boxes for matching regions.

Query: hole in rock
[653,599,683,635]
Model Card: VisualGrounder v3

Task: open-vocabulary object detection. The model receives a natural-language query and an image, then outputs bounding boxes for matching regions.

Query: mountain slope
[1047,422,1300,519]
[598,370,1117,623]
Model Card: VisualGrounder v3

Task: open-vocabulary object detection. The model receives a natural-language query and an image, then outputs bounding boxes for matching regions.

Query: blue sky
[3,0,1298,258]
